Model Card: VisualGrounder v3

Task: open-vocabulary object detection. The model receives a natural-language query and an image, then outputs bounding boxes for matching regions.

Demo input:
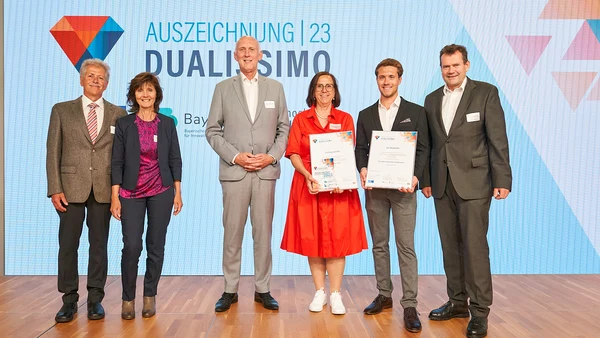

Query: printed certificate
[309,131,359,191]
[365,131,417,189]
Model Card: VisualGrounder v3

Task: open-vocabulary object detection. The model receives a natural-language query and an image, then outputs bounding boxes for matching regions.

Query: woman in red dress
[281,72,368,315]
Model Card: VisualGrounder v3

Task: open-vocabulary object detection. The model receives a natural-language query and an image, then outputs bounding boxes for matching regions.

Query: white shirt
[241,72,259,123]
[233,73,275,165]
[378,95,401,131]
[82,95,104,134]
[441,77,467,134]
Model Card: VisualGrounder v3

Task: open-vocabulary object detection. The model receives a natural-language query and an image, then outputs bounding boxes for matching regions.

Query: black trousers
[433,172,493,317]
[120,187,174,301]
[57,189,111,304]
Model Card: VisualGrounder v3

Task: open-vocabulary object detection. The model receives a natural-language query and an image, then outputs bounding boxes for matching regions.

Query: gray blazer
[205,74,290,181]
[46,96,127,203]
[422,78,512,199]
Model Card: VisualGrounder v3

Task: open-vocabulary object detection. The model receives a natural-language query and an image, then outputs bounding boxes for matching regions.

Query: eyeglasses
[316,84,334,91]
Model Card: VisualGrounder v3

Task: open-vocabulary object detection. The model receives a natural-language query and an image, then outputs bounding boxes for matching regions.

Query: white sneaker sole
[331,306,346,315]
[309,301,327,312]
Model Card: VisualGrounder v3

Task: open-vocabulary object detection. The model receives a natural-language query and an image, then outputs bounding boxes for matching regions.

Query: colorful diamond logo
[50,16,124,71]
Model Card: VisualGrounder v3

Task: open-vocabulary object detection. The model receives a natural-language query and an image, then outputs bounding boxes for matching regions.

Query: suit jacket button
[92,149,96,152]
[443,160,447,164]
[89,167,93,171]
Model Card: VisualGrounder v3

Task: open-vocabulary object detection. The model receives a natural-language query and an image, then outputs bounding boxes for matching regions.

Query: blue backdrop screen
[4,0,600,274]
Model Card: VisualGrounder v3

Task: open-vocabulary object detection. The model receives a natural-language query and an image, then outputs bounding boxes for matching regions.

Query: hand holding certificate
[365,131,417,190]
[309,131,359,192]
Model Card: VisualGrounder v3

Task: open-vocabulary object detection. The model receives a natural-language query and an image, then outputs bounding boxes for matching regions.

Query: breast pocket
[260,107,277,120]
[460,112,484,137]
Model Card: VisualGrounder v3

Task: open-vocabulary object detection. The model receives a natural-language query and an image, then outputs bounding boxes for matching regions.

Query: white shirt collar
[82,95,104,109]
[241,72,259,83]
[444,77,468,95]
[378,94,401,110]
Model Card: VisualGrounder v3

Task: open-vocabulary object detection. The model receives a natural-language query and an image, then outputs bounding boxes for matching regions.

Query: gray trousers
[434,173,492,317]
[221,172,275,293]
[365,189,418,308]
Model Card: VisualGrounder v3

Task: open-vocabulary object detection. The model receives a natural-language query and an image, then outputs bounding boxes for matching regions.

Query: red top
[120,115,170,199]
[280,106,367,258]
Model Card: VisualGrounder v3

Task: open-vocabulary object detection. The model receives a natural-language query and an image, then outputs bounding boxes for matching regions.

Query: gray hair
[80,59,111,81]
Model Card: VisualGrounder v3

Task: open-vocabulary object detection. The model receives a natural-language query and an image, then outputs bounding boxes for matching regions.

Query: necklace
[315,109,329,119]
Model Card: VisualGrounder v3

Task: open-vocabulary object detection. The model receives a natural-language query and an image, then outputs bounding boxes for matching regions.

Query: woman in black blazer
[110,72,182,320]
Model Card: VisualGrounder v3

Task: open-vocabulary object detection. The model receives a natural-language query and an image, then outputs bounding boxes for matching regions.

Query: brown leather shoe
[428,301,469,321]
[363,295,393,315]
[142,296,156,318]
[121,300,135,320]
[403,307,422,333]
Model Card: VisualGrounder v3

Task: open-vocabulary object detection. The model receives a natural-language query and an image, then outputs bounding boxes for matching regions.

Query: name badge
[264,101,275,108]
[329,123,341,130]
[153,135,158,142]
[466,112,480,122]
[110,126,115,134]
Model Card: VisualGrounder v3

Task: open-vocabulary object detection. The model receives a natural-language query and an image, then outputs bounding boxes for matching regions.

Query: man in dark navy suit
[355,58,429,333]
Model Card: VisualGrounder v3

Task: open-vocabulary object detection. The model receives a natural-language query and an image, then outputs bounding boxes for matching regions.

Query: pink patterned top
[120,115,170,199]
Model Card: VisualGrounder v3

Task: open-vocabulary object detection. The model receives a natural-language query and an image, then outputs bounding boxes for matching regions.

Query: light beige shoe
[121,300,135,320]
[142,296,156,318]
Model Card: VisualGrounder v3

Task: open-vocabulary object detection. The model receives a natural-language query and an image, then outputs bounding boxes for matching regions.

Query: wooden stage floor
[0,275,598,337]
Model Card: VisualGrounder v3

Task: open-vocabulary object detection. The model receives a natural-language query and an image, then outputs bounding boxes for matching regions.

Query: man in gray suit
[421,44,512,338]
[206,36,290,312]
[47,59,126,323]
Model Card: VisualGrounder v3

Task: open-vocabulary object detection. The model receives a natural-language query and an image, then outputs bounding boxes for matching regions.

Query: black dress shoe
[467,316,488,338]
[215,292,238,312]
[403,307,422,333]
[363,295,393,315]
[254,291,279,310]
[55,302,77,323]
[428,301,469,321]
[87,301,105,320]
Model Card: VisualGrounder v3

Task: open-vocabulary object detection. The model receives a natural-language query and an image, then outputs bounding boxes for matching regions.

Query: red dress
[280,106,368,258]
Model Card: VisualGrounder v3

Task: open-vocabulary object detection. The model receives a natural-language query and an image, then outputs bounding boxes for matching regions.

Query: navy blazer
[111,113,182,190]
[355,97,430,183]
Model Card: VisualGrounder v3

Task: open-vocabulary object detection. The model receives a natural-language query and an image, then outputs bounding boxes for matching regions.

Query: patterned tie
[87,103,99,144]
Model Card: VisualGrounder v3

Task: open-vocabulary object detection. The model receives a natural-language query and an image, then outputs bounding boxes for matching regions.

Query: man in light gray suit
[206,36,290,312]
[421,44,512,338]
[47,58,126,323]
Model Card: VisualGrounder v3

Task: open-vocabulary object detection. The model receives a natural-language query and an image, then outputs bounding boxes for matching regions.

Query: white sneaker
[330,291,346,315]
[309,288,327,312]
